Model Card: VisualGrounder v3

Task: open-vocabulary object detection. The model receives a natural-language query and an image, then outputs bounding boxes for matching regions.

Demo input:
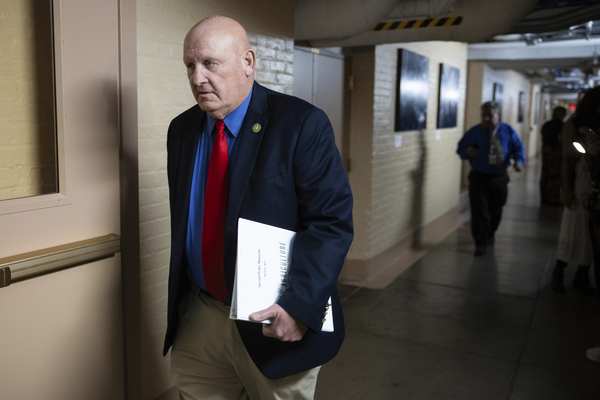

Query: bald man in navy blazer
[164,16,353,399]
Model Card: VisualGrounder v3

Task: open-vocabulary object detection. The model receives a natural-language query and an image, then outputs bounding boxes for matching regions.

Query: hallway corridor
[317,163,600,399]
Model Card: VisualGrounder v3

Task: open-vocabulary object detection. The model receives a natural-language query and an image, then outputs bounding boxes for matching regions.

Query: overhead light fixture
[574,141,586,153]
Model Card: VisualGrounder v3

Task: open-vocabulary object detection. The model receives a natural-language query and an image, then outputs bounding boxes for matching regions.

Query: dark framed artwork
[437,63,460,129]
[493,83,503,117]
[518,91,525,122]
[395,48,429,132]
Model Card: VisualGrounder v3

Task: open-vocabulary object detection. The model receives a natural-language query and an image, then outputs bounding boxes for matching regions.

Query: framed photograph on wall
[518,91,525,122]
[395,48,429,132]
[437,63,460,129]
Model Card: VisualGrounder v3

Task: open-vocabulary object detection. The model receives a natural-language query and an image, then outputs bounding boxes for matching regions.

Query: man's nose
[190,67,207,86]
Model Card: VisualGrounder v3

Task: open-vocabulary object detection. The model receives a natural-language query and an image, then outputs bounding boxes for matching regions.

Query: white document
[230,218,333,332]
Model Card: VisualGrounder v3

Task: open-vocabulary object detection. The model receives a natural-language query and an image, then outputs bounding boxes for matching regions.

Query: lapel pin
[252,123,261,133]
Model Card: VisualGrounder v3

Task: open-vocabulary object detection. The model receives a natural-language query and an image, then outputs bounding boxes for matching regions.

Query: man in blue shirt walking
[457,101,526,255]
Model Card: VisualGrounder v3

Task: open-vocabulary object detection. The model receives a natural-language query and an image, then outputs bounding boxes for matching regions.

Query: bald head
[183,16,256,119]
[186,16,251,53]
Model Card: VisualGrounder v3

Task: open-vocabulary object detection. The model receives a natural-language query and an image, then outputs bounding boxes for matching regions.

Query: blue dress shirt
[185,89,253,289]
[456,122,526,175]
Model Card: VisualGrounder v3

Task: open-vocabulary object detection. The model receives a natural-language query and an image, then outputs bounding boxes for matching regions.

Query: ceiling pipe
[295,0,539,48]
[509,3,600,34]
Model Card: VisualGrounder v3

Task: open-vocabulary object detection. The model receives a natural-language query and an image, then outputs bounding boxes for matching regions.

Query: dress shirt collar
[205,88,253,138]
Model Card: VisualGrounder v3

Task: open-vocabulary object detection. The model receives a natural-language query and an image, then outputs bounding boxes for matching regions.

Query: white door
[293,47,346,160]
[0,1,126,398]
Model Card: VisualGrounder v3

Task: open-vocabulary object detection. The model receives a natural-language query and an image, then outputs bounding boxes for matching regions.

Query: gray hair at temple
[481,101,501,114]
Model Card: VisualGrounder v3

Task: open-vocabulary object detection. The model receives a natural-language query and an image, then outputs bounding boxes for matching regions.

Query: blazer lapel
[225,82,269,233]
[173,107,205,255]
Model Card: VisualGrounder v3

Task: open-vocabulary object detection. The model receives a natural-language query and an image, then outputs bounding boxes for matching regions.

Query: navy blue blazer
[164,82,354,379]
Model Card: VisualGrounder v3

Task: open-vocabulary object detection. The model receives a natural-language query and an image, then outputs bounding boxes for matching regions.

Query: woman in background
[567,86,600,362]
[550,101,595,295]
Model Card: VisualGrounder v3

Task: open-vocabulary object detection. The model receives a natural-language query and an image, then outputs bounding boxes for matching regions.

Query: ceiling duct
[391,0,458,20]
[295,0,539,48]
[509,2,600,34]
[294,0,398,42]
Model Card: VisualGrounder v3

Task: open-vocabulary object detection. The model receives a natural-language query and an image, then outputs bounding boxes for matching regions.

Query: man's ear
[243,49,256,77]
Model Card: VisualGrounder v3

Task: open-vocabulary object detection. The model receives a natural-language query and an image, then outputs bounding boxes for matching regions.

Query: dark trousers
[468,170,509,246]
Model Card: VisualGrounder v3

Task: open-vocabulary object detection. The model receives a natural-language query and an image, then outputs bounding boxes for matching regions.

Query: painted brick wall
[371,42,467,258]
[136,1,294,398]
[347,41,468,260]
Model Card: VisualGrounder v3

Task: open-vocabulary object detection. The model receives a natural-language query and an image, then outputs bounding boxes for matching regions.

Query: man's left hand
[249,304,308,342]
[513,163,522,172]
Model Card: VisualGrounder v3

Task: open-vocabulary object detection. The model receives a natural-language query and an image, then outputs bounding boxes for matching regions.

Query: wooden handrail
[0,234,121,288]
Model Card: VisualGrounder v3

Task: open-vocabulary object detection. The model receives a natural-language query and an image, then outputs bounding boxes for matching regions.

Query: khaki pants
[170,290,320,400]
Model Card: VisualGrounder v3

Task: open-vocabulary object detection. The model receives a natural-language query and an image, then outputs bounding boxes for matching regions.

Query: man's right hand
[249,304,308,342]
[467,145,480,157]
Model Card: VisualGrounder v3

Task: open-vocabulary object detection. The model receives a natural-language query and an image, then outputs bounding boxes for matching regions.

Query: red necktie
[202,120,228,301]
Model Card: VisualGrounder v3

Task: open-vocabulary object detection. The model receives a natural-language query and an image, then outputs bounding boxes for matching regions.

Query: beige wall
[346,41,468,262]
[136,1,294,398]
[0,0,56,200]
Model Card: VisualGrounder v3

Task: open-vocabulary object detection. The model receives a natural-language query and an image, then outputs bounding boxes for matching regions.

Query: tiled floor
[317,164,600,399]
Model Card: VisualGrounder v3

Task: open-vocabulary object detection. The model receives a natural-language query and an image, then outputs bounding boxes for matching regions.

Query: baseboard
[339,199,470,289]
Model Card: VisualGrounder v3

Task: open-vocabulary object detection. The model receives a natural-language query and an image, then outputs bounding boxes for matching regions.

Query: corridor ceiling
[294,0,600,95]
[471,0,600,94]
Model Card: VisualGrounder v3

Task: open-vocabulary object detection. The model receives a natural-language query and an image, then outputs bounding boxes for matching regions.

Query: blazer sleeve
[276,107,354,333]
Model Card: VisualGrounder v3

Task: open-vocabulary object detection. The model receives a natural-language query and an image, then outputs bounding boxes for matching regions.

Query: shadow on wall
[411,130,427,249]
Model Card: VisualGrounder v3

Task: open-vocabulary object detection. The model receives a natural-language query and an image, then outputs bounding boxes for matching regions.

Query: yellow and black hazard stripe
[371,16,463,31]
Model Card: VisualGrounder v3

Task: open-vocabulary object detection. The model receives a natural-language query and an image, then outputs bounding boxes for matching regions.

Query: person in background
[561,87,600,362]
[550,101,595,295]
[457,101,525,256]
[540,106,567,205]
[563,87,600,363]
